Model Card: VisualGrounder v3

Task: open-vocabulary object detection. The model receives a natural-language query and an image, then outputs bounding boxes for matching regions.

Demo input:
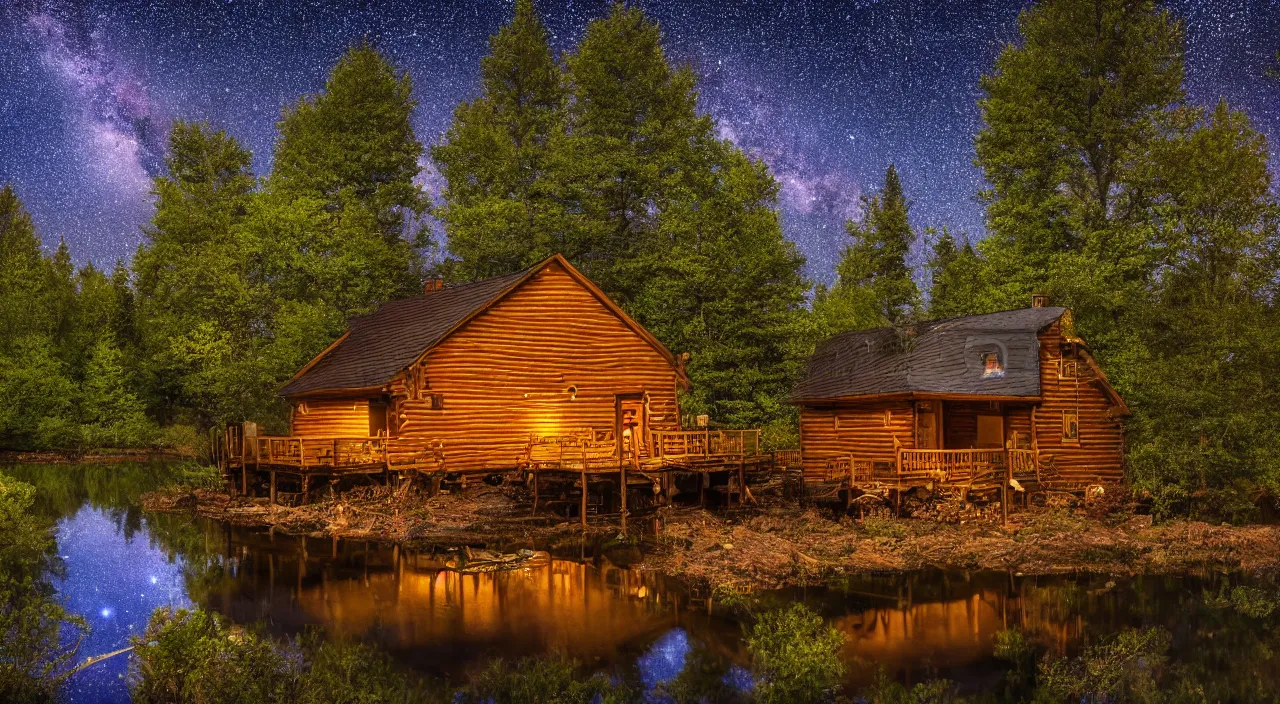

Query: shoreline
[1,448,195,465]
[140,483,1280,591]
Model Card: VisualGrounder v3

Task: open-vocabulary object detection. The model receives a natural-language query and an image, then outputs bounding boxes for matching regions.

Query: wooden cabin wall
[939,401,1034,449]
[290,398,372,437]
[799,400,915,481]
[1034,322,1125,485]
[392,261,681,473]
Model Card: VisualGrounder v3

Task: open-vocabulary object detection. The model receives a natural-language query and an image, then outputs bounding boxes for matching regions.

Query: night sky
[2,0,1279,282]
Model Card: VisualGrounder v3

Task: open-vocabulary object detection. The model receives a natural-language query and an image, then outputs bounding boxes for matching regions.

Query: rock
[721,543,734,550]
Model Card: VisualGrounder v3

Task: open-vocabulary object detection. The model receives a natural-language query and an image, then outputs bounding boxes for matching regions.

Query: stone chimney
[424,279,444,294]
[1031,294,1050,308]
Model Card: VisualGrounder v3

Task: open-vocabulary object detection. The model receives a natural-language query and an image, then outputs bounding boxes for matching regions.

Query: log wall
[290,398,371,437]
[799,400,915,481]
[387,261,682,473]
[1033,322,1126,485]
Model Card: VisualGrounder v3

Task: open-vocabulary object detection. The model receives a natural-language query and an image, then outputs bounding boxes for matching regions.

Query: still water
[6,463,1279,702]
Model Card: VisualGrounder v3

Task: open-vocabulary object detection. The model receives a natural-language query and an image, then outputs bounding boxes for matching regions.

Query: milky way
[2,0,1278,280]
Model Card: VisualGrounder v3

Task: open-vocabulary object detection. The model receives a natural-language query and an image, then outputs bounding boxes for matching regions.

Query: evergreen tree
[432,0,566,280]
[926,228,984,319]
[134,121,268,426]
[1126,101,1280,510]
[79,335,154,448]
[558,3,709,297]
[974,0,1184,325]
[261,43,424,316]
[0,186,50,349]
[815,165,919,333]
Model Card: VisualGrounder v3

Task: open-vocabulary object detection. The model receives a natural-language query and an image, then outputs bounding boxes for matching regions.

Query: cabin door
[369,400,388,437]
[615,393,647,468]
[915,401,941,449]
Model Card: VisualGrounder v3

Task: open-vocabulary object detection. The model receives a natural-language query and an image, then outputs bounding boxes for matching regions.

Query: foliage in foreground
[0,474,87,703]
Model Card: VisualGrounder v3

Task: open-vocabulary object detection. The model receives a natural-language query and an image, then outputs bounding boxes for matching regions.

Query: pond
[5,463,1279,702]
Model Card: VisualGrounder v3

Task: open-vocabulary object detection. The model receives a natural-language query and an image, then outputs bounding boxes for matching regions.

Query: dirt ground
[141,482,1280,591]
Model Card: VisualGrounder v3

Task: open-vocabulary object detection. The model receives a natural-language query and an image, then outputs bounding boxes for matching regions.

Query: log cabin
[790,303,1129,496]
[275,253,690,475]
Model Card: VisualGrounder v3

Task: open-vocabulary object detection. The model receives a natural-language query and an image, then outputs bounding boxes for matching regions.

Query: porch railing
[649,429,761,459]
[895,447,1040,484]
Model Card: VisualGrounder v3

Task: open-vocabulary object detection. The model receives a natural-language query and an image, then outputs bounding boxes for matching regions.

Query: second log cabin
[277,253,689,474]
[791,304,1129,493]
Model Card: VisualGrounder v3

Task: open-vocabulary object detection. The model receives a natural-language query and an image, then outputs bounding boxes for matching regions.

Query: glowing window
[981,351,1005,378]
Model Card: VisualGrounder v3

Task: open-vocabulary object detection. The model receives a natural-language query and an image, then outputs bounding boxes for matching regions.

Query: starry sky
[2,0,1279,282]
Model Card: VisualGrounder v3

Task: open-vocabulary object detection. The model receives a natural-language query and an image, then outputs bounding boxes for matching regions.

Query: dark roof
[791,307,1068,402]
[279,269,528,397]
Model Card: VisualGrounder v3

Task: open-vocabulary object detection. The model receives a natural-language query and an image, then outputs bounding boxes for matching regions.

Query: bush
[462,655,631,704]
[297,633,436,704]
[855,669,963,704]
[744,603,845,704]
[130,607,298,704]
[1035,627,1170,704]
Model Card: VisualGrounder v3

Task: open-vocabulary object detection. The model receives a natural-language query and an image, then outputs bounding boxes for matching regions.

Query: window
[1062,410,1079,442]
[1058,359,1078,379]
[981,351,1005,378]
[427,393,444,410]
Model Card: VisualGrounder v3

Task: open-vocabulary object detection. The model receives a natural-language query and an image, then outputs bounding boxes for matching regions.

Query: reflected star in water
[54,506,191,704]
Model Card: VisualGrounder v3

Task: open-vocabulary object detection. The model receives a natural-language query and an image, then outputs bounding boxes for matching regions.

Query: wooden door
[369,401,388,437]
[616,394,646,467]
[976,414,1004,448]
[916,401,940,449]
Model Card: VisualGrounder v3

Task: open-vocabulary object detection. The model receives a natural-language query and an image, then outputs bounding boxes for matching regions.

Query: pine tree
[79,334,154,448]
[0,185,50,351]
[816,165,920,333]
[432,0,566,280]
[926,228,985,319]
[134,121,267,426]
[262,43,424,315]
[1126,100,1280,505]
[559,3,709,297]
[974,0,1184,319]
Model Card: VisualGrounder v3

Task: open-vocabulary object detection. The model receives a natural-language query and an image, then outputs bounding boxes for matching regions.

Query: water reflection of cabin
[222,253,765,510]
[790,304,1129,498]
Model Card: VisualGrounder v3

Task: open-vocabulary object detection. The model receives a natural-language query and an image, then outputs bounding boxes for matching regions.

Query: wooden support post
[269,470,277,506]
[241,466,248,496]
[738,459,746,507]
[698,472,706,507]
[580,470,588,528]
[532,472,539,516]
[1002,455,1011,527]
[620,463,628,531]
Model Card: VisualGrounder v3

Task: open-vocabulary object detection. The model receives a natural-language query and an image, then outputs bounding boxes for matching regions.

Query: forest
[1,0,1277,521]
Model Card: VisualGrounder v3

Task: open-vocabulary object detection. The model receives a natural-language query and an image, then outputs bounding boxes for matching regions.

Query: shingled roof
[280,254,686,398]
[790,307,1069,403]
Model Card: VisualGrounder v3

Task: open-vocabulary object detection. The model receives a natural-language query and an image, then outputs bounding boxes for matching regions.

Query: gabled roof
[790,307,1070,403]
[280,254,686,398]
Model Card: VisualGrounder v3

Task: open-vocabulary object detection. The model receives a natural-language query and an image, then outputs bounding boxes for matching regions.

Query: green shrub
[744,603,845,704]
[130,607,298,704]
[855,668,963,704]
[462,655,631,704]
[297,633,437,704]
[1035,627,1170,704]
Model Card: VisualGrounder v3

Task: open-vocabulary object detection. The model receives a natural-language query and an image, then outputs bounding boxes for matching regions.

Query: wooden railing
[895,448,1040,484]
[650,430,761,459]
[245,436,388,468]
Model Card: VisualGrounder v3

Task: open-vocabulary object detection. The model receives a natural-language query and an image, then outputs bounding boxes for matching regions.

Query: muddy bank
[141,483,618,551]
[645,504,1280,591]
[142,483,1280,591]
